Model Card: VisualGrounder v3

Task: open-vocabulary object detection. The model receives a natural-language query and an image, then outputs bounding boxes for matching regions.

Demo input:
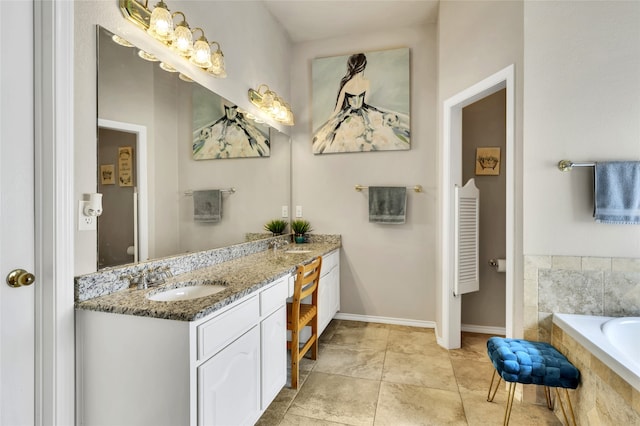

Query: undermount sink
[147,284,227,302]
[284,249,312,254]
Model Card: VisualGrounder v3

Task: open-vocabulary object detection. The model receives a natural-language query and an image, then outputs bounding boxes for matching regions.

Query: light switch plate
[281,205,288,218]
[295,205,303,218]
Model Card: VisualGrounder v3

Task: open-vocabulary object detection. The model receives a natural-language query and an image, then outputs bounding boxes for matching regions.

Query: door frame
[439,65,516,349]
[34,1,75,424]
[98,119,149,264]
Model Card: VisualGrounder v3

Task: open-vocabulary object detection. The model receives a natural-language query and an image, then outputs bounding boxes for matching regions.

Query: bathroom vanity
[75,238,340,426]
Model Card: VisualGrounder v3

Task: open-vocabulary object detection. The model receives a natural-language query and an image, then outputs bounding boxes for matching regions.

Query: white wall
[290,26,437,322]
[437,0,524,337]
[74,0,292,274]
[523,1,640,258]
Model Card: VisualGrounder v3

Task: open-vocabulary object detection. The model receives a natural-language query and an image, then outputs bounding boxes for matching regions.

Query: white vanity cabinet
[289,248,340,339]
[77,276,289,426]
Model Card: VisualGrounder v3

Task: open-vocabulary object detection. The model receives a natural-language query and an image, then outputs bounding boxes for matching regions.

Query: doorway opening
[97,119,148,268]
[439,65,515,349]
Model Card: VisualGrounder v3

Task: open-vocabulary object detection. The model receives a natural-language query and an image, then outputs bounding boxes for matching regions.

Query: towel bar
[355,184,423,193]
[184,188,236,196]
[557,160,595,172]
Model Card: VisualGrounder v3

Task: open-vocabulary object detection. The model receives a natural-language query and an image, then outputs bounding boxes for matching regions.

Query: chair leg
[291,330,300,389]
[554,387,577,426]
[487,369,502,402]
[310,316,318,360]
[544,386,553,410]
[503,381,517,426]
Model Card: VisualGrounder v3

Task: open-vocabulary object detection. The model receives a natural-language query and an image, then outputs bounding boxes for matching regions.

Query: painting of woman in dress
[312,48,410,154]
[192,84,270,160]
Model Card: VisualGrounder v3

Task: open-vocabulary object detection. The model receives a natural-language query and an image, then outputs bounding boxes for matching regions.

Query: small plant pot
[295,234,306,244]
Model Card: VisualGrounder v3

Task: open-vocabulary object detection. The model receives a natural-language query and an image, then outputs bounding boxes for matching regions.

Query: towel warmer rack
[557,160,595,172]
[184,188,236,196]
[355,184,423,193]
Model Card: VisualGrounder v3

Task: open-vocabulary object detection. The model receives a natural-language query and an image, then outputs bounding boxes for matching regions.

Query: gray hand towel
[369,186,407,224]
[193,189,222,222]
[594,161,640,224]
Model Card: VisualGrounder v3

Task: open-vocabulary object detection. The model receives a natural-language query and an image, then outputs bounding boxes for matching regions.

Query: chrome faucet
[122,266,173,290]
[269,239,289,252]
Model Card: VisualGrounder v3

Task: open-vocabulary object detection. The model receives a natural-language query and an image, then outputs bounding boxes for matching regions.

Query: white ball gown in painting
[193,106,270,159]
[312,91,410,154]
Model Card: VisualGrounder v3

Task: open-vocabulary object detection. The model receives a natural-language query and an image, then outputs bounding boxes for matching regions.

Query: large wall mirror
[97,25,291,270]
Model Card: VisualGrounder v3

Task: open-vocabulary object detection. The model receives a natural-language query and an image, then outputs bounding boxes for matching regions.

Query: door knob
[6,269,36,288]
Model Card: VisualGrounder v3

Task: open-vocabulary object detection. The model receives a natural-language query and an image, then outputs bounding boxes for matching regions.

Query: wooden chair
[286,256,322,389]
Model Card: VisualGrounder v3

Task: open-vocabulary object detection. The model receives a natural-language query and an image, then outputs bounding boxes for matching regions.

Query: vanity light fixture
[171,12,193,57]
[147,0,174,42]
[207,42,226,78]
[119,0,227,77]
[159,62,177,72]
[248,84,295,126]
[178,73,194,82]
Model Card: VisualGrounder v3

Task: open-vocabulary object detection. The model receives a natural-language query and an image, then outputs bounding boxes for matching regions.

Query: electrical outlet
[78,201,97,231]
[295,205,303,218]
[281,205,288,218]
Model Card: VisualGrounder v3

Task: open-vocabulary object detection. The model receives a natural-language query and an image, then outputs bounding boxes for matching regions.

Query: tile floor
[257,320,562,425]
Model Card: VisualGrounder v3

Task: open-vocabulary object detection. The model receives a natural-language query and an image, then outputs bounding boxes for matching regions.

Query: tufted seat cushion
[487,337,580,389]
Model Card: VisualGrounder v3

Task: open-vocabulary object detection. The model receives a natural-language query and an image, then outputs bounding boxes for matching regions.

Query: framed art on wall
[312,47,411,154]
[475,147,501,176]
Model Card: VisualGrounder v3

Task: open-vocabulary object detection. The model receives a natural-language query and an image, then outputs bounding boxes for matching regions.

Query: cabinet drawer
[321,250,339,277]
[260,277,287,316]
[197,296,259,362]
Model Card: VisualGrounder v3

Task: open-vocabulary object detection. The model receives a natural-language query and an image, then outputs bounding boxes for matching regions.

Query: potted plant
[291,219,312,243]
[263,219,288,236]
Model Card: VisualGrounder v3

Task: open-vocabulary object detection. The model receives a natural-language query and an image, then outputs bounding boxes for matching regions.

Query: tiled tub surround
[523,254,640,422]
[75,234,341,321]
[552,317,640,425]
[524,255,640,343]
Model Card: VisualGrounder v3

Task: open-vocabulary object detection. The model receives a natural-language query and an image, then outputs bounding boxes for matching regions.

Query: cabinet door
[261,305,286,409]
[198,326,260,426]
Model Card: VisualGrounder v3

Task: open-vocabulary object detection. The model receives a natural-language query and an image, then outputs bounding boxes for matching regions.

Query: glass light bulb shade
[178,73,193,82]
[138,50,159,62]
[207,51,226,78]
[190,39,212,68]
[172,25,193,56]
[112,34,134,47]
[261,91,274,109]
[159,62,177,72]
[270,100,283,116]
[148,2,174,41]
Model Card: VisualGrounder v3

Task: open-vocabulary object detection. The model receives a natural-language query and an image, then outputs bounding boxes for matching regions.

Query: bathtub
[553,313,640,391]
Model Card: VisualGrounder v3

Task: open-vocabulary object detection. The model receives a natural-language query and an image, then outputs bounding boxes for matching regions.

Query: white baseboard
[461,324,506,335]
[333,313,436,329]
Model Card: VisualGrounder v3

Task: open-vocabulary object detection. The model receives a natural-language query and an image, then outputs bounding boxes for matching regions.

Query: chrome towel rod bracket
[557,160,596,172]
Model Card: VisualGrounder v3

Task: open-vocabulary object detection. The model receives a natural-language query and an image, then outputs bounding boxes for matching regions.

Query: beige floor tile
[382,351,457,392]
[374,381,466,426]
[287,372,380,426]
[384,324,435,334]
[314,343,385,381]
[328,324,390,351]
[386,329,440,355]
[338,320,388,329]
[319,320,341,342]
[460,388,562,426]
[451,357,495,392]
[280,413,349,425]
[449,333,495,362]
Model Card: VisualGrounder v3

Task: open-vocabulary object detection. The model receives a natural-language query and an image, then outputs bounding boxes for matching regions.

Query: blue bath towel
[594,161,640,224]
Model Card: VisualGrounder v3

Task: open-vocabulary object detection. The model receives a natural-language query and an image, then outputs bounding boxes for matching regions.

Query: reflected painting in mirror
[96,25,290,271]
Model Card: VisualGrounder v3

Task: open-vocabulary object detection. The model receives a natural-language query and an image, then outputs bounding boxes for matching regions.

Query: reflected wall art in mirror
[96,25,291,271]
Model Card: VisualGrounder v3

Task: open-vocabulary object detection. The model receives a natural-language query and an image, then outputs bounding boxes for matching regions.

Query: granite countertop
[75,242,339,322]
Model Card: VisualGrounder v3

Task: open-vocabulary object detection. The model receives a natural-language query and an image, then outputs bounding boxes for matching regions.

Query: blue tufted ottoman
[486,337,580,425]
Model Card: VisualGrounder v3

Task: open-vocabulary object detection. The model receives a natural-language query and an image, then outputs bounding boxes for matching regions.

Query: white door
[0,1,36,424]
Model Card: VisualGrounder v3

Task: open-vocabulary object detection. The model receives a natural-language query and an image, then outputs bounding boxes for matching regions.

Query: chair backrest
[293,256,322,306]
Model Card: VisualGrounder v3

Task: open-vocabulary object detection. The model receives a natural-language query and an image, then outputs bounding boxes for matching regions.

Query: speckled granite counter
[75,240,340,322]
